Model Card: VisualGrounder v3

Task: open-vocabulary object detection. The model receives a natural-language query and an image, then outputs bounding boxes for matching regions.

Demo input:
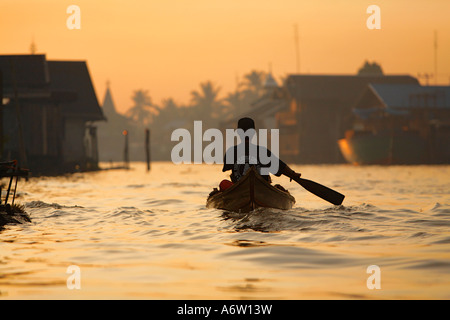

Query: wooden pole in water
[145,128,151,171]
[123,130,129,169]
[11,175,19,206]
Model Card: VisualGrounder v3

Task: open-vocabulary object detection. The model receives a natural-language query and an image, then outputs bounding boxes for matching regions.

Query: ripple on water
[220,244,369,270]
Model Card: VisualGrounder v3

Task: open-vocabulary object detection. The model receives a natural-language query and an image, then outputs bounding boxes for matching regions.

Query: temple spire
[102,81,118,116]
[30,36,37,54]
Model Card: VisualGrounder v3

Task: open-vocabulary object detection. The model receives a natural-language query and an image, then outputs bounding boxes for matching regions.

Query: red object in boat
[219,180,233,191]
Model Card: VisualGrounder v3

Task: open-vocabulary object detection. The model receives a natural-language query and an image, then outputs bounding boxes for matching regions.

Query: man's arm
[280,165,301,181]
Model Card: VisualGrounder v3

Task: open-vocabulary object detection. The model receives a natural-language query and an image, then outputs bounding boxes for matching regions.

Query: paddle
[292,176,345,205]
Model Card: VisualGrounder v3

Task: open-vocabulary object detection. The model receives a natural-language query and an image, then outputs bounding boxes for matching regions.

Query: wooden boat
[206,167,295,212]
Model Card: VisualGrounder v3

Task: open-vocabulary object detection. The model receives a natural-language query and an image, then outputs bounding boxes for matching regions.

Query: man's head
[237,117,255,132]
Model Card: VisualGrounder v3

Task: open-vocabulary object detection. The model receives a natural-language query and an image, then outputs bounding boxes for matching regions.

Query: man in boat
[221,117,301,189]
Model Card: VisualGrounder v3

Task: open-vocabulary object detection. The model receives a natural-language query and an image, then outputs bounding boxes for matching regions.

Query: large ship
[338,84,450,165]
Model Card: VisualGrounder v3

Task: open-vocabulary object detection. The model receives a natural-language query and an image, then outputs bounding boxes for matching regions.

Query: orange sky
[2,0,450,113]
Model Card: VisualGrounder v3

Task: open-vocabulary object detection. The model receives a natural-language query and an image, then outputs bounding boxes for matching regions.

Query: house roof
[0,54,51,98]
[368,83,450,109]
[0,55,104,121]
[285,74,420,110]
[48,60,105,121]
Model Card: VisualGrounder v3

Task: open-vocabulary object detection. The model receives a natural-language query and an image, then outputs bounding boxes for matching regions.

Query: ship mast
[294,24,300,73]
[434,30,438,85]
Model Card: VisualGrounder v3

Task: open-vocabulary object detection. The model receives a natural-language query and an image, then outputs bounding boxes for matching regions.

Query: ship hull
[338,132,426,165]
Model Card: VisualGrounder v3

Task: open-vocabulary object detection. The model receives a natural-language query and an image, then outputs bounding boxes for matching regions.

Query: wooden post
[11,175,19,206]
[123,130,129,169]
[145,128,151,171]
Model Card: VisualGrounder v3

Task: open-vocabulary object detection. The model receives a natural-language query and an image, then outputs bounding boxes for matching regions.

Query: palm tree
[226,70,266,115]
[223,90,243,120]
[189,81,224,126]
[241,70,265,96]
[126,89,160,126]
[156,98,182,125]
[150,98,184,160]
[161,98,178,115]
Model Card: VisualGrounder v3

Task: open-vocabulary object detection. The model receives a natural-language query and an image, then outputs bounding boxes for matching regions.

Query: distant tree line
[123,70,270,160]
[116,61,383,161]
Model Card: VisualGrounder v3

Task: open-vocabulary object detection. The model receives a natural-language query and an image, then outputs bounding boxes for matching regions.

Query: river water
[0,162,449,299]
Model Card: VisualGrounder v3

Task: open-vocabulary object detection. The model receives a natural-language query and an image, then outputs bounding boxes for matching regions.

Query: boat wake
[219,202,450,246]
[220,203,393,234]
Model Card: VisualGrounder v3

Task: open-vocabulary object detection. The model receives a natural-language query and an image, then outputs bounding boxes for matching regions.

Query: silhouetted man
[222,117,301,183]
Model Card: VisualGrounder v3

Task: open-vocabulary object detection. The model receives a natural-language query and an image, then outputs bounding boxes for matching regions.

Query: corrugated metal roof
[285,74,419,109]
[369,83,450,109]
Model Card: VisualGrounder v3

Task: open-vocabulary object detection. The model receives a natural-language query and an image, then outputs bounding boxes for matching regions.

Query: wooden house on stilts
[0,54,105,175]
